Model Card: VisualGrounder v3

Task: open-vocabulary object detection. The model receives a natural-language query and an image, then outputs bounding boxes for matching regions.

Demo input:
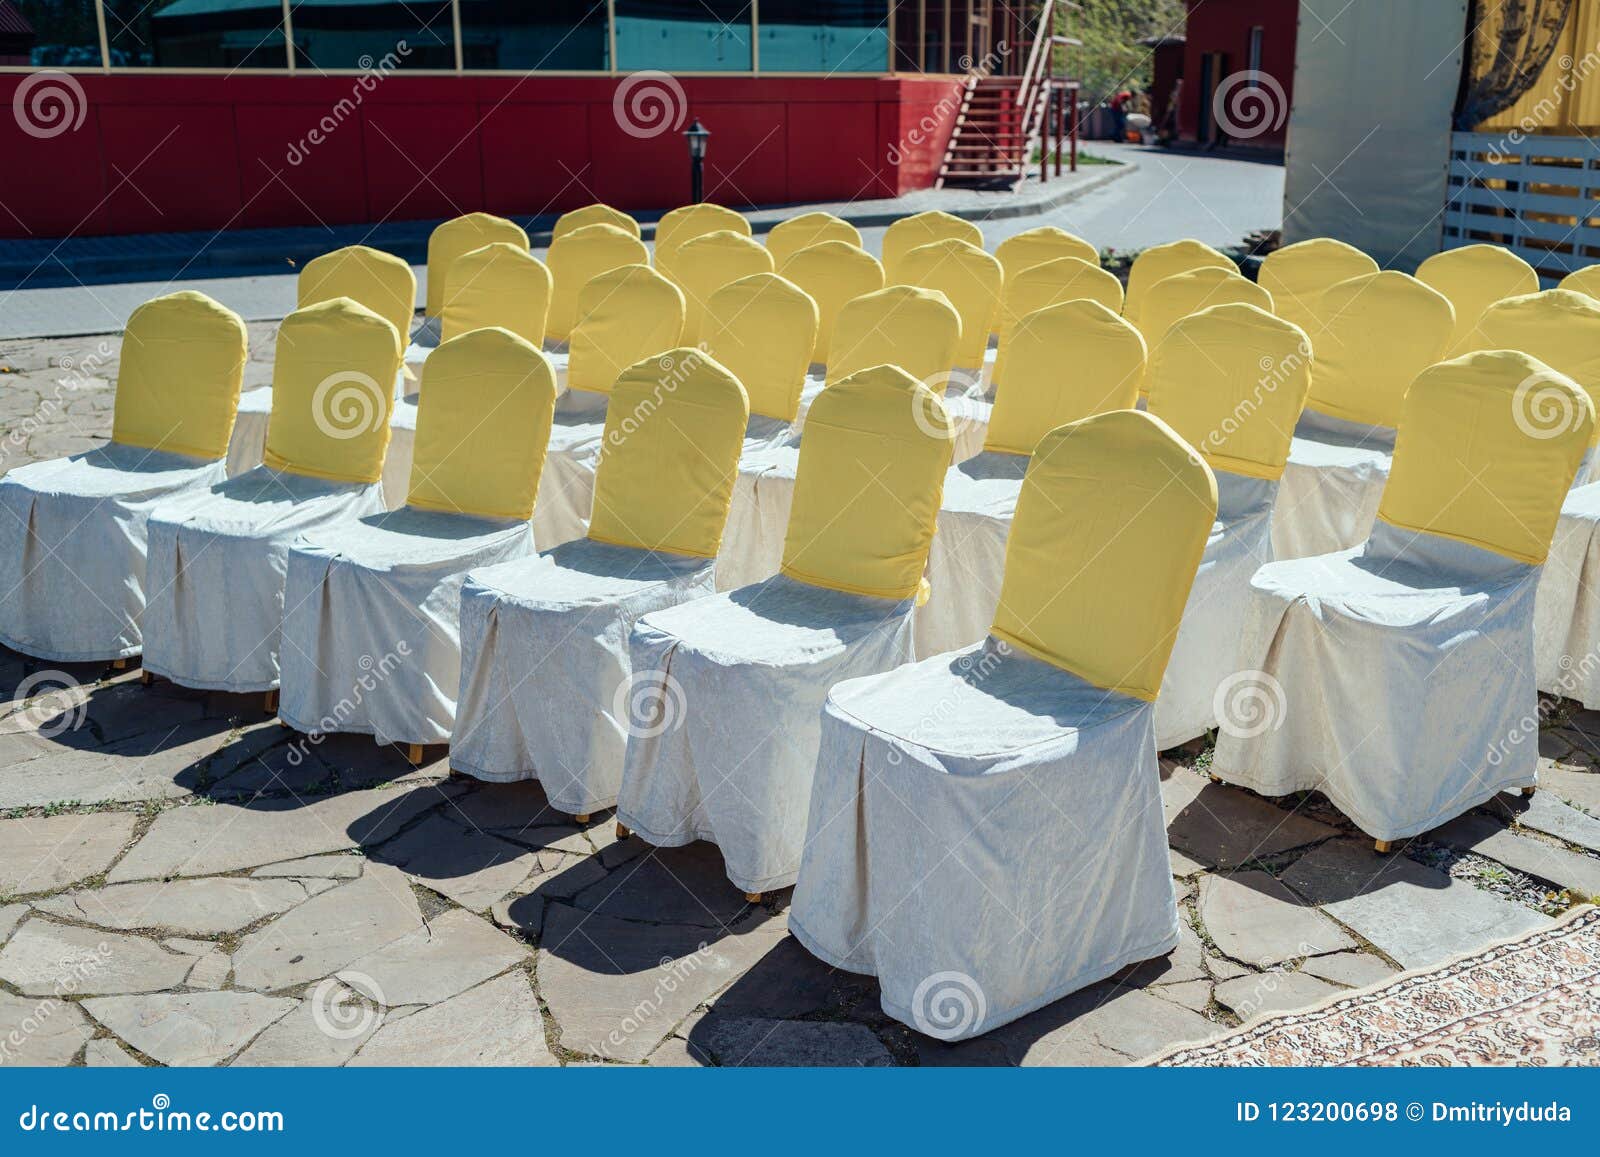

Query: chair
[766,212,861,268]
[895,238,1003,371]
[1558,264,1600,300]
[997,255,1124,349]
[1418,244,1540,357]
[790,410,1217,1040]
[440,242,553,346]
[994,226,1099,296]
[545,222,651,343]
[654,203,751,271]
[453,350,751,814]
[1212,350,1592,847]
[0,292,247,662]
[777,240,885,369]
[616,364,955,899]
[229,245,415,478]
[142,298,401,697]
[553,203,640,241]
[278,328,557,755]
[1257,237,1376,342]
[1144,304,1312,746]
[1270,270,1454,560]
[1135,265,1274,354]
[882,210,983,282]
[1122,239,1233,330]
[915,299,1147,658]
[659,229,774,346]
[534,264,687,550]
[424,213,528,320]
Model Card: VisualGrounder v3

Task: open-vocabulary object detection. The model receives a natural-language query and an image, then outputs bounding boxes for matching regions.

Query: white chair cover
[1536,482,1600,704]
[0,445,227,661]
[1269,409,1394,560]
[142,467,385,691]
[528,390,611,550]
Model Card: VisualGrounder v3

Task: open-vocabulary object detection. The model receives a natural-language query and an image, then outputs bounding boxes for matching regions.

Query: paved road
[1,143,1283,340]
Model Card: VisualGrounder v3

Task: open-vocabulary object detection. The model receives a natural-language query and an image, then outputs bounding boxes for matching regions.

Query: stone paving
[0,324,1597,1067]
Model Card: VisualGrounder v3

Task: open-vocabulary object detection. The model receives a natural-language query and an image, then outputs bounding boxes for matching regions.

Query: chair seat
[1269,432,1392,561]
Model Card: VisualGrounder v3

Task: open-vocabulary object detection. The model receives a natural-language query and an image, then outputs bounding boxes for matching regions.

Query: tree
[1057,0,1188,105]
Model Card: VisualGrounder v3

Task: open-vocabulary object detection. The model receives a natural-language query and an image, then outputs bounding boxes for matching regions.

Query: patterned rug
[1150,906,1600,1066]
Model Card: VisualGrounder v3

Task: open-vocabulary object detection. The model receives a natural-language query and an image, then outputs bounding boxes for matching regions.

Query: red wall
[1180,0,1298,149]
[0,73,964,240]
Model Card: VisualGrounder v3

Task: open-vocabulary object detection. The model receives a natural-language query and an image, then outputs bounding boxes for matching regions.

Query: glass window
[615,0,752,72]
[890,0,917,72]
[7,0,102,67]
[760,1,887,73]
[458,0,608,70]
[291,0,455,71]
[103,0,286,69]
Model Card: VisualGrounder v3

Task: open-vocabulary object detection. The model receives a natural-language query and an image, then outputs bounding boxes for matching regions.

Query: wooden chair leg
[743,891,763,904]
[140,669,153,687]
[1374,839,1393,854]
[405,743,425,767]
[1522,785,1537,798]
[573,813,591,824]
[263,689,279,714]
[111,658,127,670]
[615,822,631,840]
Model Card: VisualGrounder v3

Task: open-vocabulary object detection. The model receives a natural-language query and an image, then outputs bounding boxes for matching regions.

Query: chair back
[546,222,651,342]
[1257,237,1376,341]
[440,242,553,346]
[654,203,751,268]
[1417,244,1540,357]
[553,203,640,241]
[766,212,862,267]
[1137,265,1273,351]
[298,245,416,349]
[662,229,775,346]
[701,273,819,423]
[827,285,962,388]
[567,264,687,395]
[995,226,1099,294]
[1123,239,1233,326]
[778,240,885,364]
[895,238,1004,368]
[1477,289,1600,442]
[425,213,528,318]
[998,255,1124,347]
[882,210,983,281]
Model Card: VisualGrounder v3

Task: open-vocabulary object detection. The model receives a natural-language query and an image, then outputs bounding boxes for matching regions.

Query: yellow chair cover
[995,226,1100,291]
[406,328,556,521]
[1137,266,1274,350]
[587,348,750,558]
[566,265,687,396]
[111,290,248,461]
[766,212,862,268]
[440,242,553,346]
[1304,271,1454,428]
[882,210,984,282]
[661,229,775,346]
[780,364,954,601]
[894,238,1003,368]
[1146,303,1312,482]
[425,213,529,318]
[1123,239,1233,326]
[546,223,652,343]
[654,203,751,269]
[298,245,416,351]
[777,240,885,364]
[1378,350,1592,565]
[998,256,1125,347]
[1475,290,1600,443]
[701,273,819,423]
[1417,244,1540,357]
[986,299,1146,456]
[1257,238,1377,342]
[827,285,962,388]
[262,297,402,485]
[990,409,1218,701]
[1558,264,1600,301]
[553,203,640,241]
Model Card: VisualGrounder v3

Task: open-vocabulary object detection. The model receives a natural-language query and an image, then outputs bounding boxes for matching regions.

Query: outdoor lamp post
[685,119,710,203]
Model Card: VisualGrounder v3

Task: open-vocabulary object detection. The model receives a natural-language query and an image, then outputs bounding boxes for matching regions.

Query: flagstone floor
[0,328,1597,1067]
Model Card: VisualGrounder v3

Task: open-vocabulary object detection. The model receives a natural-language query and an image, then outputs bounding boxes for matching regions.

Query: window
[458,0,608,70]
[1248,25,1263,77]
[8,0,102,67]
[103,0,286,69]
[760,1,887,73]
[614,0,752,72]
[290,0,455,71]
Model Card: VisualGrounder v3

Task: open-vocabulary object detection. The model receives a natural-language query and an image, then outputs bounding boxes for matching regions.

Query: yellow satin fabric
[985,299,1145,456]
[546,223,651,342]
[1257,238,1376,343]
[995,226,1099,292]
[1378,350,1592,565]
[425,213,528,318]
[882,210,983,282]
[826,285,962,388]
[440,243,553,346]
[991,409,1217,701]
[1146,303,1311,482]
[1137,266,1274,351]
[766,212,862,268]
[262,297,402,484]
[654,203,751,269]
[553,203,640,241]
[777,240,885,364]
[587,348,750,558]
[781,364,954,600]
[566,265,687,396]
[406,327,556,521]
[998,256,1125,347]
[894,238,1003,368]
[701,273,819,423]
[1304,271,1455,428]
[660,229,775,346]
[298,245,416,352]
[1476,289,1600,443]
[110,291,248,461]
[1417,244,1540,358]
[1123,239,1233,327]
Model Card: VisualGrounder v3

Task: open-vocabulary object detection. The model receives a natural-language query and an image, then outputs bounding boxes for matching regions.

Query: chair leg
[262,689,278,715]
[1208,773,1223,785]
[573,813,591,824]
[1522,785,1537,798]
[111,658,127,670]
[140,669,153,687]
[1374,839,1393,854]
[615,822,631,840]
[743,892,763,905]
[405,743,425,767]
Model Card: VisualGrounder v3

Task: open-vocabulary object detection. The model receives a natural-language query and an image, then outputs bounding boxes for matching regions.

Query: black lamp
[684,119,710,203]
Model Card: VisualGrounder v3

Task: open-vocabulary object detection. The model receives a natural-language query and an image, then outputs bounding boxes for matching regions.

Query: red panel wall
[0,73,962,240]
[1180,0,1299,149]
